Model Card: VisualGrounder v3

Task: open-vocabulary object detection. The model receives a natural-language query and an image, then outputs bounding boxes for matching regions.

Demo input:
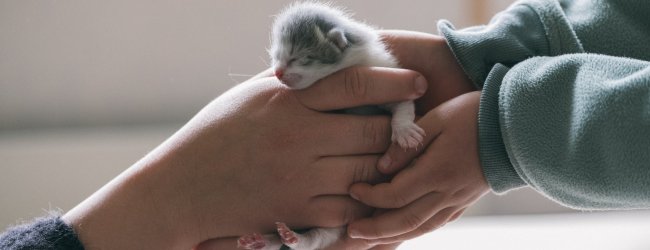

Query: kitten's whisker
[227,66,256,84]
[259,56,270,67]
[227,73,255,84]
[227,73,255,77]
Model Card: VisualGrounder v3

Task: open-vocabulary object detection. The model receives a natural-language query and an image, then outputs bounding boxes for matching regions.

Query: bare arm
[62,66,427,250]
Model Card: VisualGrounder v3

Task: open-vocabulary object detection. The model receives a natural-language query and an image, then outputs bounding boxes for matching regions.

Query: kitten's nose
[274,69,284,79]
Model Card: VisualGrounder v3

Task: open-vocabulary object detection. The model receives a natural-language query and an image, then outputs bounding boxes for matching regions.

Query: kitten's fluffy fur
[238,2,424,250]
[269,2,397,89]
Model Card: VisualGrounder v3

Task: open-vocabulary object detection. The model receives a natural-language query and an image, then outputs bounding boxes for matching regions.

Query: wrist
[477,64,526,193]
[415,35,475,111]
[62,143,204,249]
[381,30,474,114]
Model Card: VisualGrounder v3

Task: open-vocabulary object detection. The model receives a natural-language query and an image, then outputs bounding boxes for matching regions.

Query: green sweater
[438,0,650,210]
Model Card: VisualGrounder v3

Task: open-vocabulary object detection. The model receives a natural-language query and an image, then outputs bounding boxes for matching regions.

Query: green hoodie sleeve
[437,0,650,209]
[438,0,650,88]
[437,0,584,88]
[481,55,650,210]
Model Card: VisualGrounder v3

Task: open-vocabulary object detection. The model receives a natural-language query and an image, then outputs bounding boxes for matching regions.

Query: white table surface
[399,210,650,250]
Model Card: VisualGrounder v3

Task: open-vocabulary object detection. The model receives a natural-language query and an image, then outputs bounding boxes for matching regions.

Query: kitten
[238,2,424,250]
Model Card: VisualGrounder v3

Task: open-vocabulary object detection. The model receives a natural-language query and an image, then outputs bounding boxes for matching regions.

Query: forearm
[559,0,650,61]
[438,0,583,88]
[479,54,650,209]
[59,99,258,249]
[62,149,204,249]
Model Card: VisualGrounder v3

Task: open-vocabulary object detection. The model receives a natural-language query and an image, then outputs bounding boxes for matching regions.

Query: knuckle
[369,224,386,238]
[360,238,377,248]
[362,120,383,149]
[339,203,353,226]
[414,175,434,192]
[389,190,409,208]
[417,208,455,234]
[344,68,370,99]
[418,220,442,235]
[402,211,424,231]
[352,159,374,183]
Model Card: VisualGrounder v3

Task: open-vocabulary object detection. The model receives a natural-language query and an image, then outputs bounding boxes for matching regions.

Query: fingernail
[350,192,359,201]
[378,155,392,170]
[414,76,427,96]
[348,228,361,238]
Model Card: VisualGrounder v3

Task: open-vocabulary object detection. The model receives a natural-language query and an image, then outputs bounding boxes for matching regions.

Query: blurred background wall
[0,0,571,230]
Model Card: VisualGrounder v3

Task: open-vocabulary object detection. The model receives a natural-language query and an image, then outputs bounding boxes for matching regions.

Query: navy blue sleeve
[0,216,84,250]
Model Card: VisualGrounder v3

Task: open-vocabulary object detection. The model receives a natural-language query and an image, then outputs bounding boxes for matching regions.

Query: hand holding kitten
[347,91,490,244]
[340,31,489,244]
[378,30,476,113]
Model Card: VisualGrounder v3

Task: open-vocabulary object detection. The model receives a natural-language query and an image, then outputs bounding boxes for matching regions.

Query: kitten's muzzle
[277,73,304,89]
[274,69,284,79]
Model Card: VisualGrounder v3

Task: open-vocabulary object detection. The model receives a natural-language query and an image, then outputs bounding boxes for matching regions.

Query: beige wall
[1,0,572,231]
[0,0,510,130]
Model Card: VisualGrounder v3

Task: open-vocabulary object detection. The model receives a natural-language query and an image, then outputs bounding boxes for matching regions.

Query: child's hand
[347,91,490,244]
[379,30,476,113]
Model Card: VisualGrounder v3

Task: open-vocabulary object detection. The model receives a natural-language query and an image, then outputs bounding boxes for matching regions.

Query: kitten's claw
[276,222,299,248]
[237,233,267,250]
[392,122,425,149]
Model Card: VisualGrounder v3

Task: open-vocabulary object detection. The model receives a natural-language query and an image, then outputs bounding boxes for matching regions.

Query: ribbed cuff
[478,64,526,193]
[437,3,551,89]
[0,215,84,250]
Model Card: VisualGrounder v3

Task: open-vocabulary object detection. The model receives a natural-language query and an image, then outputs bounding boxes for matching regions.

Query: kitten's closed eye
[297,57,313,66]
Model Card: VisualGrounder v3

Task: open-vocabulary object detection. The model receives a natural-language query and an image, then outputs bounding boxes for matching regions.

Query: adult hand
[347,92,489,244]
[62,66,427,250]
[380,30,475,114]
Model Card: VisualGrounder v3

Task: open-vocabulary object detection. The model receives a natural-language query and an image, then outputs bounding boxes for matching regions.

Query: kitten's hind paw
[237,233,267,250]
[392,122,425,149]
[276,222,299,248]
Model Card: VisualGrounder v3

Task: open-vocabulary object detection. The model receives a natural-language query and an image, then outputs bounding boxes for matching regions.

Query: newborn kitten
[238,2,424,250]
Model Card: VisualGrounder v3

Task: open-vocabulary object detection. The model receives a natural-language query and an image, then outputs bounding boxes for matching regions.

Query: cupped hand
[380,30,475,114]
[346,91,489,244]
[63,66,427,250]
[194,30,475,249]
[193,66,426,236]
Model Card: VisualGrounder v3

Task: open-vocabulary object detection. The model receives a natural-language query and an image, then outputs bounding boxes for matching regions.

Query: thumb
[194,237,238,250]
[295,66,427,111]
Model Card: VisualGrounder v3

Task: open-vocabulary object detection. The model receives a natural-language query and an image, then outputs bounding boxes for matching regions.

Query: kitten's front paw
[237,233,268,250]
[276,222,299,248]
[392,122,425,149]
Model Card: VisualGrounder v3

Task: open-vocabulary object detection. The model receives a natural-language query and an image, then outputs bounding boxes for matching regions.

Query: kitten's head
[269,3,360,89]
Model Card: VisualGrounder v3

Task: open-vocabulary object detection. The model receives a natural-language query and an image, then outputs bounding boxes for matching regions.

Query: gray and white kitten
[238,2,424,250]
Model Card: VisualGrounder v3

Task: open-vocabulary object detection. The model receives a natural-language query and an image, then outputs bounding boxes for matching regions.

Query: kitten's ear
[327,28,348,50]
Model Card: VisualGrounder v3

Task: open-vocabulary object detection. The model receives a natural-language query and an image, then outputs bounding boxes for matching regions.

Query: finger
[195,236,238,250]
[369,207,459,245]
[376,145,422,175]
[311,155,388,195]
[349,154,438,209]
[347,192,444,239]
[323,235,376,250]
[377,105,444,175]
[305,195,373,228]
[379,30,440,71]
[448,207,466,222]
[370,242,402,250]
[296,66,427,111]
[314,114,392,156]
